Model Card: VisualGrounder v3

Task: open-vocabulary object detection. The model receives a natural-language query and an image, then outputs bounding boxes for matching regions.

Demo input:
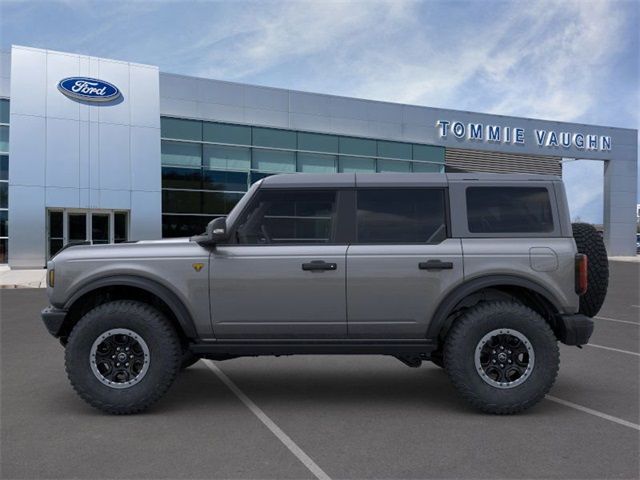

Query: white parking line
[203,360,331,480]
[595,315,639,326]
[546,395,640,431]
[586,343,640,357]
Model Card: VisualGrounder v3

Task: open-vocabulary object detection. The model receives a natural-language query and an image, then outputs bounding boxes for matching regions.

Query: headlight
[48,269,55,288]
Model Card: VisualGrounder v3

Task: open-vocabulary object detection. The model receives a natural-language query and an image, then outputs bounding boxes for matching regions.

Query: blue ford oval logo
[57,77,121,102]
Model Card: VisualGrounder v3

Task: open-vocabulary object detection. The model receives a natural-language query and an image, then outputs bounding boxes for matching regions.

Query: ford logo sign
[57,77,121,102]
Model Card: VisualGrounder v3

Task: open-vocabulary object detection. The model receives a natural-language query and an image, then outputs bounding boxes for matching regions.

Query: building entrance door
[47,209,129,259]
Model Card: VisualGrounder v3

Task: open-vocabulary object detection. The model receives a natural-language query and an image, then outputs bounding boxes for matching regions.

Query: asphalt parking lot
[1,261,638,479]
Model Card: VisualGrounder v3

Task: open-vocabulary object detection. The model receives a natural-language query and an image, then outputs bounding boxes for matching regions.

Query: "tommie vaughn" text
[436,120,611,152]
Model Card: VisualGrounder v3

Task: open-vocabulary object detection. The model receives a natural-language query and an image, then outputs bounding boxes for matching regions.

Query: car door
[210,187,348,339]
[346,187,463,338]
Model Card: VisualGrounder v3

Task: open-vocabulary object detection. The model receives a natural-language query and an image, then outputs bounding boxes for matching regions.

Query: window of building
[0,100,10,263]
[202,191,243,215]
[412,161,442,173]
[466,187,554,233]
[356,188,447,243]
[161,141,201,167]
[298,132,339,154]
[162,167,202,190]
[203,144,250,171]
[235,190,337,244]
[0,155,7,180]
[339,137,377,157]
[0,126,8,153]
[162,190,201,214]
[0,99,8,124]
[91,213,110,245]
[338,156,376,172]
[0,210,7,264]
[48,211,63,257]
[297,153,337,173]
[203,122,251,145]
[378,141,412,160]
[413,144,445,163]
[377,159,411,173]
[252,127,296,149]
[162,214,213,238]
[46,210,129,259]
[161,117,202,141]
[0,182,6,208]
[0,210,7,237]
[114,212,128,243]
[202,170,248,192]
[252,149,296,172]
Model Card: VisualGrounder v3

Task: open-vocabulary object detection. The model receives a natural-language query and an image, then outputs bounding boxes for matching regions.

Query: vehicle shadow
[155,360,474,415]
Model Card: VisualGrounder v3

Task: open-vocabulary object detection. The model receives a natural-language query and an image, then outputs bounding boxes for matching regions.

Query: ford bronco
[41,173,609,414]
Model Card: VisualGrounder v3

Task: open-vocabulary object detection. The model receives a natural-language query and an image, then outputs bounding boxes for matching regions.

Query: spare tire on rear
[572,223,609,317]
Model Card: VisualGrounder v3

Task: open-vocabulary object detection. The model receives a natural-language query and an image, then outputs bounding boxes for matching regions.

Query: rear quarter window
[466,187,554,234]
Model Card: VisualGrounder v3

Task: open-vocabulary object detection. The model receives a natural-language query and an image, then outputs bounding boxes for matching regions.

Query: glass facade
[160,116,445,238]
[0,99,8,263]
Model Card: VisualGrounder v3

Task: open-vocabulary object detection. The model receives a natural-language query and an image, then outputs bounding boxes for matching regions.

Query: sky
[1,0,638,223]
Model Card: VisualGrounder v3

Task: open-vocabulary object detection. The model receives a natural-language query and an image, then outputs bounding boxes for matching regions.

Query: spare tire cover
[572,223,609,317]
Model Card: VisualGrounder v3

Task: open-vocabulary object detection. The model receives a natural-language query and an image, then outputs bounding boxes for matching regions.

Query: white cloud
[185,0,632,128]
[194,1,417,81]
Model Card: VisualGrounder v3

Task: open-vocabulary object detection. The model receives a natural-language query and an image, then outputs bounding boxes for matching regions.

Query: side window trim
[353,187,449,245]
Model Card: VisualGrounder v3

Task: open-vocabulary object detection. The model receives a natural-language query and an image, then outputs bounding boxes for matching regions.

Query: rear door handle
[302,260,338,272]
[419,260,454,270]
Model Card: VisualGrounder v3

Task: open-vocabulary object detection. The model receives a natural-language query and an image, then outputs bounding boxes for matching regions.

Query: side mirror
[192,217,228,246]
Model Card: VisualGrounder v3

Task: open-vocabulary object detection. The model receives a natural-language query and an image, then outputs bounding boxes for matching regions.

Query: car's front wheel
[443,301,559,414]
[65,300,182,414]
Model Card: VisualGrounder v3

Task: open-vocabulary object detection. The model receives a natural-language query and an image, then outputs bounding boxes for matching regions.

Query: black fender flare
[426,274,564,340]
[63,275,198,338]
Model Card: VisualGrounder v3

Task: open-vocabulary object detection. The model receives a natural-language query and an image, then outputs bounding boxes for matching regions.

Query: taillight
[575,254,588,295]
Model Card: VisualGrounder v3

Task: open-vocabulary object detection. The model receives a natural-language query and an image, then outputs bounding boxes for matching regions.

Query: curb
[0,283,46,289]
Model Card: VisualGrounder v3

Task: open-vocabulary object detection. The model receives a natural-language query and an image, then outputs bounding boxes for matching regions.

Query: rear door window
[466,187,554,233]
[356,188,447,243]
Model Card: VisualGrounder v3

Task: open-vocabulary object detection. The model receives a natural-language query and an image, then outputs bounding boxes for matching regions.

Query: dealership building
[0,45,637,268]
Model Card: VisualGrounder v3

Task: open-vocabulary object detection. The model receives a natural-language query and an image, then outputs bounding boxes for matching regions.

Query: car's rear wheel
[65,300,182,414]
[443,301,559,414]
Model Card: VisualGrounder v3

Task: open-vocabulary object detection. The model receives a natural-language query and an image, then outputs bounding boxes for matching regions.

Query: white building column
[603,155,638,256]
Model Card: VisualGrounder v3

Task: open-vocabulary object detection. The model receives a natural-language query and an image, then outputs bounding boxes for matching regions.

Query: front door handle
[302,260,337,272]
[419,259,454,270]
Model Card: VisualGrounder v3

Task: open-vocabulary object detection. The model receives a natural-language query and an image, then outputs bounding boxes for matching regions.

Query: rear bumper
[41,306,68,338]
[556,313,594,346]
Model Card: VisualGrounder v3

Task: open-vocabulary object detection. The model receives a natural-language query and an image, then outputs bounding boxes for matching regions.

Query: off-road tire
[180,351,200,369]
[443,301,559,414]
[65,300,182,414]
[572,222,609,317]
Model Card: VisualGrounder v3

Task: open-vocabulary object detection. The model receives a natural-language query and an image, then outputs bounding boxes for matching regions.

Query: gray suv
[41,173,608,415]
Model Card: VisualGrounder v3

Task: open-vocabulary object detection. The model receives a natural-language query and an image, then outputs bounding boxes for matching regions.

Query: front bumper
[556,313,594,346]
[41,306,68,338]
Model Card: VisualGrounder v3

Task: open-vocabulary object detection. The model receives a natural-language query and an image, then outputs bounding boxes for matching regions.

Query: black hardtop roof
[259,172,561,188]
